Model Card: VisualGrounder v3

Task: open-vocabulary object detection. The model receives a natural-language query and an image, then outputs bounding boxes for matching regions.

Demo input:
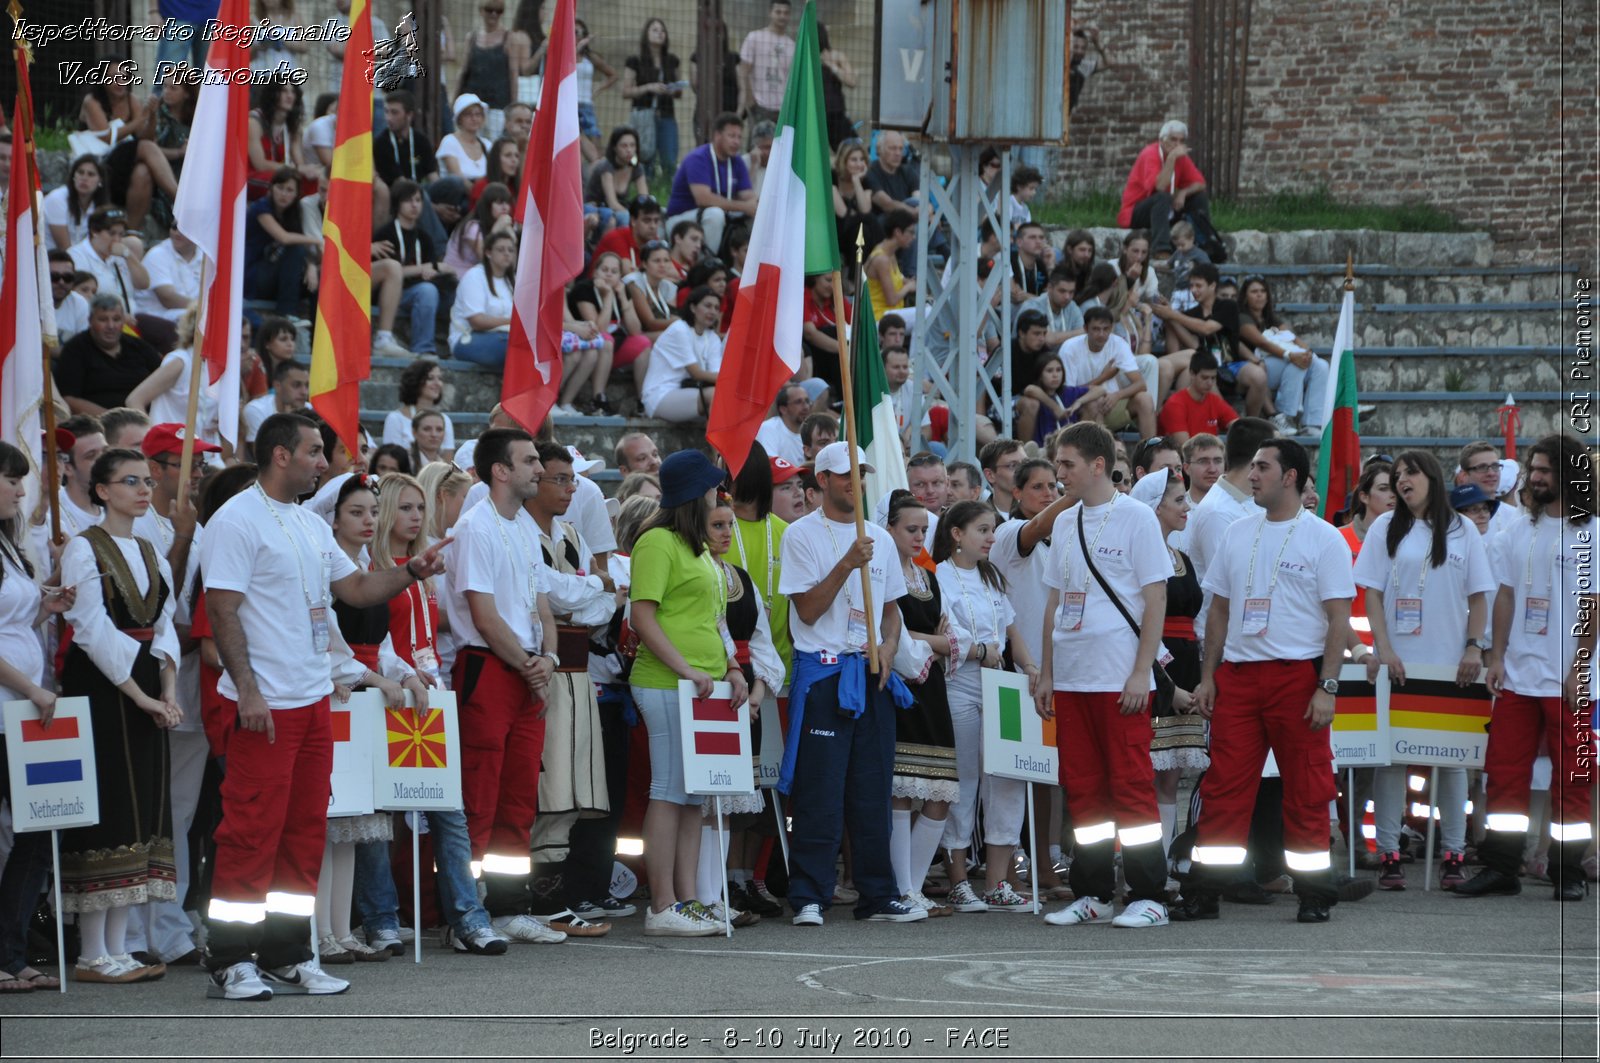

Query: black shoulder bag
[1077,507,1176,714]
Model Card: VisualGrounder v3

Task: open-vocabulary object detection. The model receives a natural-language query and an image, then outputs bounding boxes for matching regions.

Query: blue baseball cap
[659,450,725,508]
[1449,483,1500,516]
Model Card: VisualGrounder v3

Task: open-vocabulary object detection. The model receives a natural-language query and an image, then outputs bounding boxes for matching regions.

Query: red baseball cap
[141,423,221,458]
[769,456,802,484]
[51,427,75,453]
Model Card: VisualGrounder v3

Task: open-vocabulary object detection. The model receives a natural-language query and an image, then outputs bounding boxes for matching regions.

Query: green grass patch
[1034,186,1464,234]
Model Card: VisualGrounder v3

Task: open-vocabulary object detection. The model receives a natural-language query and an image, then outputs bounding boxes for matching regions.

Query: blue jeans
[584,204,628,233]
[452,331,508,368]
[653,115,680,180]
[0,738,52,974]
[155,19,207,71]
[354,839,401,936]
[1264,351,1331,425]
[399,282,439,353]
[786,672,900,917]
[424,809,494,935]
[247,244,309,316]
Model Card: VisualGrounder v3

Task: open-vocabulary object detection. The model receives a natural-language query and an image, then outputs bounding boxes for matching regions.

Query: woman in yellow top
[865,209,917,312]
[628,450,748,938]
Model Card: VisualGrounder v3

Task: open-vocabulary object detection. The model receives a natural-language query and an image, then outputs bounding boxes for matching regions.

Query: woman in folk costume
[693,498,785,929]
[523,443,617,937]
[319,475,426,963]
[60,448,182,984]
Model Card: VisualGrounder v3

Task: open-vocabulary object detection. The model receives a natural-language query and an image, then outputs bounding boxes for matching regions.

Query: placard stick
[715,797,730,938]
[50,830,65,994]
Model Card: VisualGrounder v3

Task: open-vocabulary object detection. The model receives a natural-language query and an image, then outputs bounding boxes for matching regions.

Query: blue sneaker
[867,899,928,923]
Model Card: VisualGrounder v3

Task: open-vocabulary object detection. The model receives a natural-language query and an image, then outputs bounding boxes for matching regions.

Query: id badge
[1061,591,1086,632]
[1242,597,1271,636]
[1393,597,1423,636]
[847,607,869,651]
[1157,644,1175,668]
[309,606,331,653]
[1524,596,1550,636]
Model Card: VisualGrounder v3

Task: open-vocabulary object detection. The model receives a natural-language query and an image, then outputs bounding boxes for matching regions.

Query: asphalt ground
[0,873,1595,1063]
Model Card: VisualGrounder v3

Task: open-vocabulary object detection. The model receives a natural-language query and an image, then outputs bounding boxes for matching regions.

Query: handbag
[1077,507,1177,715]
[629,106,657,164]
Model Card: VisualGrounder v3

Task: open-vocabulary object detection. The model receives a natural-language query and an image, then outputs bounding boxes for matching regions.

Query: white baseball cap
[813,441,874,476]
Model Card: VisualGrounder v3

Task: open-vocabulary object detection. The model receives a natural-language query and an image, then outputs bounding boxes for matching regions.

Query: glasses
[113,476,157,490]
[148,456,181,469]
[50,272,74,284]
[541,474,576,487]
[1464,461,1502,475]
[482,5,504,12]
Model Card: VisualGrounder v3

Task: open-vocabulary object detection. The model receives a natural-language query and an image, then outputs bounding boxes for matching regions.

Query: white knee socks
[890,810,913,897]
[909,814,948,898]
[78,909,108,961]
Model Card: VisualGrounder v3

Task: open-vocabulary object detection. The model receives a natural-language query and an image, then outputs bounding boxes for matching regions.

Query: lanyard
[1524,520,1559,594]
[1070,495,1119,592]
[821,518,855,616]
[395,221,419,266]
[947,562,1002,643]
[405,579,434,654]
[645,280,669,321]
[1393,523,1432,598]
[491,508,539,610]
[711,149,731,198]
[253,483,323,610]
[390,129,415,180]
[702,550,727,621]
[733,517,775,614]
[1245,510,1304,598]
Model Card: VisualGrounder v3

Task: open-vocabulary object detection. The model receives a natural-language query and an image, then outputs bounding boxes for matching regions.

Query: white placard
[1385,664,1493,769]
[678,680,755,796]
[755,694,784,790]
[328,692,376,817]
[371,688,463,811]
[4,697,100,832]
[1331,664,1392,768]
[981,668,1057,784]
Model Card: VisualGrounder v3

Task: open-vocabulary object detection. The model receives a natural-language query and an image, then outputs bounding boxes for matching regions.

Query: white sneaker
[373,332,410,358]
[867,898,928,922]
[699,899,758,928]
[206,960,272,1001]
[365,927,403,955]
[336,935,391,961]
[447,925,510,954]
[832,883,860,904]
[792,903,824,927]
[491,913,567,944]
[262,961,350,995]
[1112,898,1170,928]
[316,933,354,965]
[551,403,581,418]
[947,881,988,913]
[643,902,719,937]
[908,891,953,917]
[1270,412,1296,434]
[1043,896,1113,926]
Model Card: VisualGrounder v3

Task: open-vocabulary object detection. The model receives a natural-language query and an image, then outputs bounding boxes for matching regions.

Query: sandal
[546,910,611,938]
[0,973,35,993]
[1038,885,1074,902]
[73,955,139,984]
[113,954,166,982]
[16,967,60,989]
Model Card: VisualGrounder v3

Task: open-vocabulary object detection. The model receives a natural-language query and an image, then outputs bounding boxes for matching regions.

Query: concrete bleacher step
[1050,227,1500,268]
[1349,346,1567,392]
[1263,301,1564,349]
[1355,391,1565,441]
[1209,264,1575,306]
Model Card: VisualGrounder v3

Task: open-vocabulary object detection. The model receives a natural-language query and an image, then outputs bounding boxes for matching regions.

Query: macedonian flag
[310,0,376,458]
[387,707,449,769]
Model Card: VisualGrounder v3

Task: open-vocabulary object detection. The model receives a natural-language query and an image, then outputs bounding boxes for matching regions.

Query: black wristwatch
[1465,637,1488,652]
[1318,678,1340,695]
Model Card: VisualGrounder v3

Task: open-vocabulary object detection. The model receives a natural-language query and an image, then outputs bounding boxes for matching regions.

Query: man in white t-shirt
[243,360,312,452]
[1460,434,1597,901]
[54,415,108,540]
[1060,308,1158,439]
[1035,423,1172,928]
[777,442,923,927]
[1185,417,1276,642]
[199,412,449,1000]
[441,428,566,944]
[49,250,92,343]
[1180,437,1354,924]
[1169,433,1224,555]
[755,384,810,467]
[135,229,203,324]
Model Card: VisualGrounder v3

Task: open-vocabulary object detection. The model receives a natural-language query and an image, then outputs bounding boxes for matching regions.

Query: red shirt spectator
[1118,141,1204,228]
[1159,387,1237,440]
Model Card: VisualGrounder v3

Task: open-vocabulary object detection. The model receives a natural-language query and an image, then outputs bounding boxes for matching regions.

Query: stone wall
[1061,0,1597,262]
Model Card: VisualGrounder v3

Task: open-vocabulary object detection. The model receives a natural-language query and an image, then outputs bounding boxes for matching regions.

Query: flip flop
[18,968,61,989]
[0,974,35,993]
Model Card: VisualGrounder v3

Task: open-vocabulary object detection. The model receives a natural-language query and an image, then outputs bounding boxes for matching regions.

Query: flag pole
[36,231,61,549]
[830,232,876,671]
[177,258,210,501]
[1344,250,1354,292]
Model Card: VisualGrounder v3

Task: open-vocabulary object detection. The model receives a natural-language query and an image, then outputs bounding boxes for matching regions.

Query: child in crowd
[1166,220,1211,287]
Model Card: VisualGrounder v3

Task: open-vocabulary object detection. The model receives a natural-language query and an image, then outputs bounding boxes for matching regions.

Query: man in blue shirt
[664,112,755,259]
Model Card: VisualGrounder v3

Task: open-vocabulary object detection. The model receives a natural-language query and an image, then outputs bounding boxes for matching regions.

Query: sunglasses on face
[113,476,157,490]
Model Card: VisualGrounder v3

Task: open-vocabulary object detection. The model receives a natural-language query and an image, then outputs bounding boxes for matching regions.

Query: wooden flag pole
[1344,250,1355,292]
[830,231,877,672]
[176,258,210,497]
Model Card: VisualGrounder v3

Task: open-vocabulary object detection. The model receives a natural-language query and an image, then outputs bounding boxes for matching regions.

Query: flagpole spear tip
[854,227,865,266]
[1343,250,1355,292]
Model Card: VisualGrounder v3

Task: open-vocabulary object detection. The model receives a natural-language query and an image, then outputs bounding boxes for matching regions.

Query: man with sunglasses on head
[49,249,92,344]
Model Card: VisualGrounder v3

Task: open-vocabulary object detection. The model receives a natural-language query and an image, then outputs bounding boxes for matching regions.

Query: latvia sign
[981,668,1056,784]
[4,697,100,832]
[371,688,463,811]
[679,680,755,796]
[1332,663,1391,768]
[1385,664,1493,769]
[328,694,376,817]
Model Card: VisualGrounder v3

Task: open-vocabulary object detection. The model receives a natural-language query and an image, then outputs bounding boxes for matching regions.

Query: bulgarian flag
[173,0,248,447]
[310,0,375,457]
[502,0,582,433]
[708,0,837,475]
[850,281,908,509]
[1315,288,1360,523]
[0,38,49,473]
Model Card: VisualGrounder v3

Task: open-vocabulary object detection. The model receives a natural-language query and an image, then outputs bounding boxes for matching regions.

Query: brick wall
[1059,0,1597,262]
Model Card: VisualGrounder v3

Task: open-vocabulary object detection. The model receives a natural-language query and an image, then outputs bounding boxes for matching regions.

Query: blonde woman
[416,460,470,541]
[831,141,878,258]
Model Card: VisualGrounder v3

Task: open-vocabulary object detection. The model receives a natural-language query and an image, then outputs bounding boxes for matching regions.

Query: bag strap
[1076,507,1174,687]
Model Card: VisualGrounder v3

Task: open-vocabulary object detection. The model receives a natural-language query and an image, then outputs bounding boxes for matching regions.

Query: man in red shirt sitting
[590,195,665,275]
[1118,120,1211,257]
[1158,350,1237,446]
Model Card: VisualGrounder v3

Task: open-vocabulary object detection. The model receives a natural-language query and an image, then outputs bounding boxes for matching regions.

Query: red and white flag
[502,0,583,432]
[0,94,47,472]
[691,695,745,757]
[172,0,249,447]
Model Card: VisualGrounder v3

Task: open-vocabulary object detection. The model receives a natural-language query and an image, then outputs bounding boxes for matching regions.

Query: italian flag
[708,0,838,475]
[850,281,908,509]
[1315,288,1361,522]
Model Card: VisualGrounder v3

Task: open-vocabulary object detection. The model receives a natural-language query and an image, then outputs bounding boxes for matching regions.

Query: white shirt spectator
[199,487,359,708]
[990,517,1053,666]
[1187,475,1261,644]
[55,289,92,344]
[42,186,92,252]
[449,264,513,352]
[1061,332,1138,390]
[780,510,906,655]
[382,409,457,453]
[137,238,204,322]
[68,238,144,312]
[755,416,805,466]
[435,132,493,180]
[640,319,723,419]
[1353,511,1496,667]
[147,347,221,445]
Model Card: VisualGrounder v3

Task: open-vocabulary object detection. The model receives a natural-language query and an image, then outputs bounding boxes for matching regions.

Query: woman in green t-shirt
[628,450,749,937]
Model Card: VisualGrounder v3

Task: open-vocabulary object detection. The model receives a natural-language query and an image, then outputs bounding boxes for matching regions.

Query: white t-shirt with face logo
[1202,510,1356,664]
[780,511,907,656]
[1353,511,1497,668]
[1043,495,1169,692]
[1490,513,1595,697]
[990,517,1052,665]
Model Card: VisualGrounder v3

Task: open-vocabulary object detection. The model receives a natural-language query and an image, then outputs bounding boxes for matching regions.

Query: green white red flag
[1316,289,1360,522]
[849,281,908,509]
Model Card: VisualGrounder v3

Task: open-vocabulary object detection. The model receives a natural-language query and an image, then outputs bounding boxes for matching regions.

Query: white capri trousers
[941,666,1028,850]
[646,388,706,423]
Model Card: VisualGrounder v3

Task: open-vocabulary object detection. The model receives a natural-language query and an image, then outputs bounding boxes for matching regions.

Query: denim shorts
[578,102,601,139]
[631,685,692,805]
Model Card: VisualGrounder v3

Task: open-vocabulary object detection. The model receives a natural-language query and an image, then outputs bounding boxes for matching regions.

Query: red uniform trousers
[1480,689,1596,875]
[206,698,331,970]
[1193,660,1338,897]
[1054,690,1168,902]
[454,647,545,916]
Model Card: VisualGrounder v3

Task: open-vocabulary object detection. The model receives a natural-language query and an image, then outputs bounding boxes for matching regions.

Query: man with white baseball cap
[777,442,924,927]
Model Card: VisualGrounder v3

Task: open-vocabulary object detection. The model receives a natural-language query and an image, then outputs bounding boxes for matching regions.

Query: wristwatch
[542,651,561,668]
[1465,637,1488,652]
[1318,679,1340,695]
